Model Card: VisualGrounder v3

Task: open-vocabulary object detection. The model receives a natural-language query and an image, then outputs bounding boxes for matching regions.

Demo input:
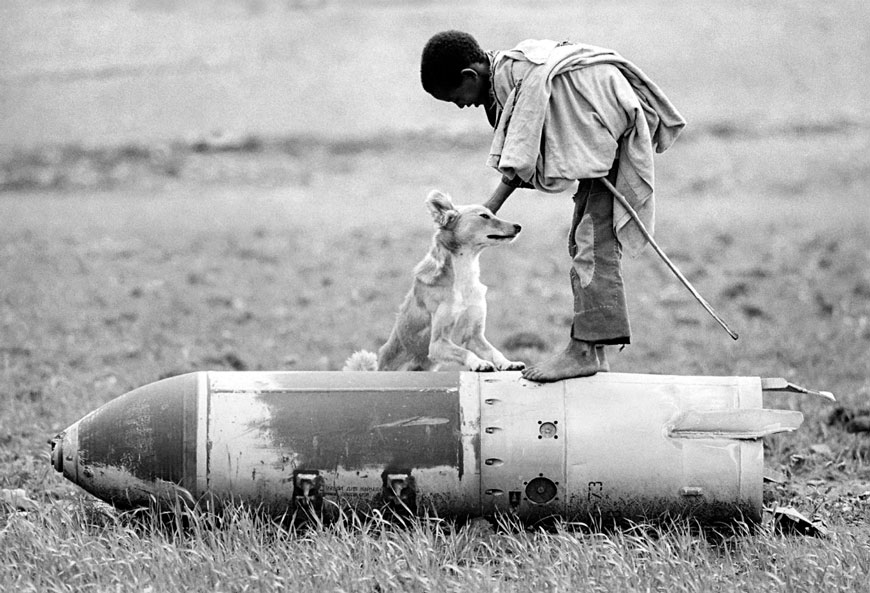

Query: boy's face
[430,67,489,109]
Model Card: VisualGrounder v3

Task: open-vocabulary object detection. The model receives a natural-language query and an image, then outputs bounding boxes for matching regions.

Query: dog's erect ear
[426,190,458,228]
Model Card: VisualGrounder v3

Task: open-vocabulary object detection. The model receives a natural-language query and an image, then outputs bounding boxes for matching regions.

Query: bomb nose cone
[50,372,201,509]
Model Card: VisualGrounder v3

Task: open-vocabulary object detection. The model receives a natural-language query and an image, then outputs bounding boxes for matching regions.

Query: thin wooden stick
[601,178,739,340]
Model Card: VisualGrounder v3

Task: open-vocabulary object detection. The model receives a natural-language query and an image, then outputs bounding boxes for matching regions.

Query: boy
[420,30,685,382]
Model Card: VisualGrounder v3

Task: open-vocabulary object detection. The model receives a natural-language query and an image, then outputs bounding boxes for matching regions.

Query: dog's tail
[342,350,379,371]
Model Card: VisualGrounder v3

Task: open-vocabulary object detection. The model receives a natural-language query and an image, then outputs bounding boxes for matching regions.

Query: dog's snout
[514,224,522,234]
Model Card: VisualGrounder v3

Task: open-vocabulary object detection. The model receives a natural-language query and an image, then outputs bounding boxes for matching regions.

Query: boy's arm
[484,179,515,213]
[485,175,531,213]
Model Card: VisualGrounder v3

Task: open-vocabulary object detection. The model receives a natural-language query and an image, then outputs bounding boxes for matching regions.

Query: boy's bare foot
[521,339,603,382]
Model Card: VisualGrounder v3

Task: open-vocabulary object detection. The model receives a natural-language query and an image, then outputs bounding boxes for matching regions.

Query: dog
[344,190,525,372]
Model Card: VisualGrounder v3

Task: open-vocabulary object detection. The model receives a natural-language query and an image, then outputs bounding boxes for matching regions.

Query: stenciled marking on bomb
[50,371,832,524]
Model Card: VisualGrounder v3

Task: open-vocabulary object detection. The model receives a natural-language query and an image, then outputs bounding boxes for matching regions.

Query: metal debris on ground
[771,506,829,538]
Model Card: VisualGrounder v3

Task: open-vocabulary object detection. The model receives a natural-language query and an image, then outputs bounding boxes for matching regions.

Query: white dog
[345,190,525,372]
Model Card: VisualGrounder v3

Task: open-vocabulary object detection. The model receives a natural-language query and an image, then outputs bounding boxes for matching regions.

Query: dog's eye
[479,213,491,220]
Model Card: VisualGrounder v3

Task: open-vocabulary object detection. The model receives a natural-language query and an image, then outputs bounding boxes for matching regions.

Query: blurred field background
[1,0,869,590]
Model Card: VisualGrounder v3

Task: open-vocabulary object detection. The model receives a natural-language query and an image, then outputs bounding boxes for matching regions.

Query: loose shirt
[487,39,686,256]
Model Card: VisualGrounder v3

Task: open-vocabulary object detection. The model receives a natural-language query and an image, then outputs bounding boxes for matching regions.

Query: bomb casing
[50,371,813,524]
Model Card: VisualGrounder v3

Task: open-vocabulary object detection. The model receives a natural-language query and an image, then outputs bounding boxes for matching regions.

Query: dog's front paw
[498,360,526,371]
[469,359,497,372]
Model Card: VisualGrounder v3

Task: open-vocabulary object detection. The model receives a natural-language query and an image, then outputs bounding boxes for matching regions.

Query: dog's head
[426,190,521,251]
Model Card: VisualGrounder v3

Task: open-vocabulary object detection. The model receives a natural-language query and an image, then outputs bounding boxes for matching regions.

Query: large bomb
[50,371,827,524]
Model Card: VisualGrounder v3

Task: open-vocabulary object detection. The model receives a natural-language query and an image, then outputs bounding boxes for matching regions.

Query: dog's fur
[344,190,525,372]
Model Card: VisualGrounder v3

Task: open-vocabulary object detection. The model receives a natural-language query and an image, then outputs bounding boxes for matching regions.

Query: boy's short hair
[420,30,487,94]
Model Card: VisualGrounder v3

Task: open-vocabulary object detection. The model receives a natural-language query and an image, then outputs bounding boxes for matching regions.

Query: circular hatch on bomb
[525,476,558,505]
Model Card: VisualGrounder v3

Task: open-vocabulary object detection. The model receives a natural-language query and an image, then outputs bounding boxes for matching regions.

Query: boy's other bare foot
[521,339,602,383]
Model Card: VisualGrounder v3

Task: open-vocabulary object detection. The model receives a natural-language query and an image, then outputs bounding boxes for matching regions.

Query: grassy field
[2,0,870,591]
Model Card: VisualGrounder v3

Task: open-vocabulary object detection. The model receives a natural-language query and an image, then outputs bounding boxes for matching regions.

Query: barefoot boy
[420,30,685,382]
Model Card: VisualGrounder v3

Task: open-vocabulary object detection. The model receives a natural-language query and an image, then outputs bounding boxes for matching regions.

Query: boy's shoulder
[498,39,561,64]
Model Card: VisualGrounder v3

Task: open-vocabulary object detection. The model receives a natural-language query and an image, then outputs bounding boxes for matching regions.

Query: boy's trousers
[568,172,632,345]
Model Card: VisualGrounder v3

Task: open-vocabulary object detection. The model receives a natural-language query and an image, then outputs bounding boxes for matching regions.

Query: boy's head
[420,30,491,109]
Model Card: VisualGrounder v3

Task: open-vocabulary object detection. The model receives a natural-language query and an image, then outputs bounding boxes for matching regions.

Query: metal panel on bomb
[201,371,478,515]
[477,374,772,522]
[560,374,764,522]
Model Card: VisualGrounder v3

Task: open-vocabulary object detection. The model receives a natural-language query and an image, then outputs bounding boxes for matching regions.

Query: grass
[2,0,870,590]
[0,504,870,592]
[2,504,869,592]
